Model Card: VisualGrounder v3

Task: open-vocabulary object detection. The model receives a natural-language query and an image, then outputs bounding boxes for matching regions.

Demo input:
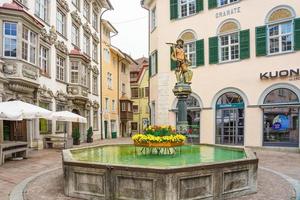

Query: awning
[0,101,52,120]
[51,111,87,123]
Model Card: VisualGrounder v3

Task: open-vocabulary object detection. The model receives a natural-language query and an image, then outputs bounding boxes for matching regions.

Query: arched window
[264,88,299,104]
[179,31,197,67]
[266,7,295,54]
[216,92,244,145]
[218,21,240,62]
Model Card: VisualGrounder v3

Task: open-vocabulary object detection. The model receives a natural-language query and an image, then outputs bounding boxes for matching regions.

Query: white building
[142,0,300,148]
[0,0,112,148]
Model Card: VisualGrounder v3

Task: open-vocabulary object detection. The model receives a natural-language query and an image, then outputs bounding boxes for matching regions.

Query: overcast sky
[103,0,149,59]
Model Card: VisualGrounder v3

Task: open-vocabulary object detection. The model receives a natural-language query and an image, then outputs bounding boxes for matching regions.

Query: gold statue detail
[168,39,193,84]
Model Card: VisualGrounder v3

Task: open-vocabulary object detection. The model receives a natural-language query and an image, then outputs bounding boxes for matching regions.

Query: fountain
[62,40,258,199]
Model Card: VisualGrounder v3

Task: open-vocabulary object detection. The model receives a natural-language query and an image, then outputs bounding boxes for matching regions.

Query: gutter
[99,8,111,140]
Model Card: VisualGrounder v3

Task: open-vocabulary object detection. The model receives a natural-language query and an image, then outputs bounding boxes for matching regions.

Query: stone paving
[0,139,299,200]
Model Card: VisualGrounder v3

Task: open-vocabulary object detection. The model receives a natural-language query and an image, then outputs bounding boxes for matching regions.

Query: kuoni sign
[260,68,300,80]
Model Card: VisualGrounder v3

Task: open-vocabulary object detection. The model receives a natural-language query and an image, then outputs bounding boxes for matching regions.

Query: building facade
[142,0,300,148]
[130,57,150,134]
[0,0,112,148]
[101,20,135,139]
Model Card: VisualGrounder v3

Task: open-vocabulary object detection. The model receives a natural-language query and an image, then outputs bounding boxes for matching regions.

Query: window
[83,34,90,56]
[92,75,98,94]
[121,63,126,73]
[131,88,139,98]
[56,9,66,36]
[71,24,79,46]
[83,0,90,20]
[219,32,239,62]
[72,0,79,8]
[86,110,91,128]
[93,110,98,130]
[92,42,98,61]
[145,87,149,97]
[39,102,51,134]
[22,26,37,64]
[107,72,112,89]
[104,48,110,63]
[92,10,98,30]
[268,22,293,54]
[128,103,132,112]
[105,98,109,111]
[121,102,126,111]
[56,104,66,133]
[112,100,115,112]
[70,61,79,83]
[184,42,196,66]
[81,65,88,86]
[40,45,49,75]
[131,122,138,131]
[151,7,157,31]
[179,0,196,18]
[218,0,239,7]
[3,22,17,57]
[133,105,139,113]
[139,88,144,98]
[150,51,157,75]
[122,83,126,95]
[56,55,65,81]
[35,0,48,21]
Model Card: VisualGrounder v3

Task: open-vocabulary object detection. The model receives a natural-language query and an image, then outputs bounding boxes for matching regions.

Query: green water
[70,145,246,168]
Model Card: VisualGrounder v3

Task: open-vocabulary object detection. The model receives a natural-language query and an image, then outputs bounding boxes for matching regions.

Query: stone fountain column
[173,83,192,134]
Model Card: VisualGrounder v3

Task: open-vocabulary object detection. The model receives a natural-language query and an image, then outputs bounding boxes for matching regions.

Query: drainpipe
[99,8,110,140]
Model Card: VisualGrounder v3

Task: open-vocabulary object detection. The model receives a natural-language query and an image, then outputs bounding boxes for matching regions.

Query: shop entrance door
[4,120,27,142]
[216,108,244,145]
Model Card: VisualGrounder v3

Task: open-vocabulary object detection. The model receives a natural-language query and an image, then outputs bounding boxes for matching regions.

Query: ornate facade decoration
[2,63,17,75]
[22,65,38,80]
[55,90,68,102]
[93,100,99,109]
[86,100,92,109]
[92,32,100,43]
[57,0,70,12]
[219,22,238,34]
[71,11,82,25]
[83,23,92,35]
[40,26,57,45]
[269,8,293,22]
[8,82,35,94]
[38,85,54,101]
[92,65,99,75]
[55,40,68,54]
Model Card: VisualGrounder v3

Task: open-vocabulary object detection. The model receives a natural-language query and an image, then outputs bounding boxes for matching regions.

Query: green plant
[87,127,93,139]
[72,128,80,141]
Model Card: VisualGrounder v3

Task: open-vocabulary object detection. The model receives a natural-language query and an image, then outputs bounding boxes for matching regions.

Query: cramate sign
[260,69,300,80]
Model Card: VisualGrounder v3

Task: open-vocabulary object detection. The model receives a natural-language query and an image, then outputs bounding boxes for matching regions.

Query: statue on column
[168,39,193,84]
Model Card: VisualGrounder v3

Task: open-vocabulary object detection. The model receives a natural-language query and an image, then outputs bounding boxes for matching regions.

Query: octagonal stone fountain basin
[63,144,258,200]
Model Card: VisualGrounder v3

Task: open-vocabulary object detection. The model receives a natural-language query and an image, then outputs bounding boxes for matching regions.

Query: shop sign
[260,69,300,80]
[217,103,244,109]
[215,7,241,18]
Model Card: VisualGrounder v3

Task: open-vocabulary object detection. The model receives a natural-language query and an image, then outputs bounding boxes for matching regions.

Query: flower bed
[132,125,186,148]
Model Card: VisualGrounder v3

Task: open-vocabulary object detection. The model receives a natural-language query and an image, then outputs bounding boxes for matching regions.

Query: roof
[141,0,154,9]
[110,45,138,65]
[0,2,44,28]
[102,19,118,34]
[130,57,149,83]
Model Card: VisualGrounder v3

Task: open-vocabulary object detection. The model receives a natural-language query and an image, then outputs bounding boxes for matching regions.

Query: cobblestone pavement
[0,139,299,200]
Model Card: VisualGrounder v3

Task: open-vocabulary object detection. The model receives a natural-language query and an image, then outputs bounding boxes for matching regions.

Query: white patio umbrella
[51,111,87,123]
[0,100,52,120]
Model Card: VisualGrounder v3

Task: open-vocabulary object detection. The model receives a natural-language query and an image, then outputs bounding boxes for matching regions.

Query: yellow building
[130,57,150,134]
[101,20,136,139]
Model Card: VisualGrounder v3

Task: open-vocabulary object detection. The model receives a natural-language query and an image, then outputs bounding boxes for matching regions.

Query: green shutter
[170,0,178,20]
[155,51,158,74]
[170,47,177,71]
[294,18,300,51]
[196,0,204,12]
[209,36,218,64]
[149,55,152,76]
[208,0,217,9]
[196,39,204,66]
[240,29,250,60]
[256,26,267,56]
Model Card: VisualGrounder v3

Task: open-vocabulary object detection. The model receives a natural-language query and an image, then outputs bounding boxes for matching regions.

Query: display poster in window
[272,115,289,131]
